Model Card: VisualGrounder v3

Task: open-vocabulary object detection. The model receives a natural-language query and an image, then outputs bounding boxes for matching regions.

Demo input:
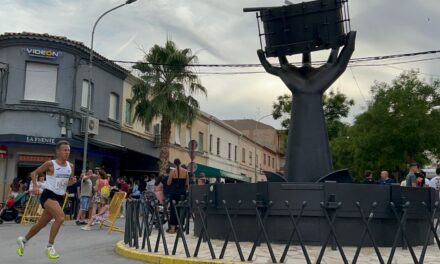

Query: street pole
[254,113,273,182]
[82,0,137,173]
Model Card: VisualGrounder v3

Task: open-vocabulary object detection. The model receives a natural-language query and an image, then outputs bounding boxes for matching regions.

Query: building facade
[224,119,285,175]
[0,32,158,201]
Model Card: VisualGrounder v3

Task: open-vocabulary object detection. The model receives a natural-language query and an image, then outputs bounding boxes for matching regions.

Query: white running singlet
[45,160,71,196]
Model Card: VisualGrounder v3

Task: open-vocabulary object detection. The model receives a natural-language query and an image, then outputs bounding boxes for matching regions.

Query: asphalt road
[0,219,143,264]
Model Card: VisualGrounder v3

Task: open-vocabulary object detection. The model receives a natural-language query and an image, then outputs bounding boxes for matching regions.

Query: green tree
[131,40,207,174]
[272,91,354,140]
[341,70,440,181]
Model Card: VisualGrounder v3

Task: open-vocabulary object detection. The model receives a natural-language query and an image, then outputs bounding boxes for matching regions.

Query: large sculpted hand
[258,31,356,94]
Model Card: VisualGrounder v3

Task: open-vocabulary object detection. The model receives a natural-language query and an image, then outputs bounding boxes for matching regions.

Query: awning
[220,170,251,183]
[194,164,251,183]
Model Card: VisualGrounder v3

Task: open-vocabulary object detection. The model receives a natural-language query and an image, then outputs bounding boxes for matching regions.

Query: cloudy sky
[1,0,440,128]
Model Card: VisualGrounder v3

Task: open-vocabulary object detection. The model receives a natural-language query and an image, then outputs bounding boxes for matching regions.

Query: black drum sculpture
[190,0,438,250]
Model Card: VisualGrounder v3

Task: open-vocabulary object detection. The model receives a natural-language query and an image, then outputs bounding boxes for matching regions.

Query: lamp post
[254,113,273,182]
[82,0,137,173]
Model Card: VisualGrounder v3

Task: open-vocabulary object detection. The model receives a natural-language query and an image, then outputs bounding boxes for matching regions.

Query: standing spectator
[90,170,110,223]
[197,173,207,185]
[118,177,130,218]
[161,168,171,202]
[167,159,189,234]
[154,176,164,204]
[138,175,147,193]
[362,170,376,184]
[28,175,45,196]
[66,176,79,220]
[119,177,130,194]
[146,175,156,193]
[76,170,94,225]
[429,168,440,192]
[378,171,395,185]
[405,163,418,187]
[130,180,141,199]
[416,169,429,188]
[9,178,21,198]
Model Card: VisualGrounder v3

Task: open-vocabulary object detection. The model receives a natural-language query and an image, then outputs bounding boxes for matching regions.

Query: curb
[114,241,248,264]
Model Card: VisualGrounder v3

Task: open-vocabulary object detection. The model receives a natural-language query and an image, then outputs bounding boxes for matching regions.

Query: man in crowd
[405,163,418,187]
[362,170,376,184]
[378,171,395,185]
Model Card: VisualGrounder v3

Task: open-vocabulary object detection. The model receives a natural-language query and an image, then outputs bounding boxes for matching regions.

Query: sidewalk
[116,227,440,264]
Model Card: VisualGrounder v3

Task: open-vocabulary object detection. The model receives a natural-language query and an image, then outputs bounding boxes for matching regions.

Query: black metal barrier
[123,196,440,264]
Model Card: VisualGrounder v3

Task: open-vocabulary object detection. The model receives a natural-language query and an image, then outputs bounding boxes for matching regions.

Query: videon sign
[26,48,61,59]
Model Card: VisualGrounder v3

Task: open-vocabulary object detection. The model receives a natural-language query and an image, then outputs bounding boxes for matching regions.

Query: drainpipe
[68,56,80,138]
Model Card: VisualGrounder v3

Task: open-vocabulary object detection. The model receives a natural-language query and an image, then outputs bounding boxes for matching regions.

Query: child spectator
[80,196,109,231]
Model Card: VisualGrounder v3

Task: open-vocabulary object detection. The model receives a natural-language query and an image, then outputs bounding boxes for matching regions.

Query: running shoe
[81,225,91,231]
[16,236,25,256]
[46,246,60,259]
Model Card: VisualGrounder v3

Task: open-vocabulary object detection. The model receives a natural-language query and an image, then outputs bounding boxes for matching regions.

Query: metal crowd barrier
[123,196,440,264]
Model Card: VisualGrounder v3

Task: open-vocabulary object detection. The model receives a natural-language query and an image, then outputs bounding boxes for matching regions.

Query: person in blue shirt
[378,171,395,185]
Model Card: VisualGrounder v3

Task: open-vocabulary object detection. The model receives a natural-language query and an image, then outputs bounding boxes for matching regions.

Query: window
[198,132,204,152]
[249,151,253,165]
[145,123,152,133]
[109,93,119,120]
[242,148,245,163]
[209,135,213,153]
[186,127,192,147]
[272,157,275,168]
[125,100,133,125]
[234,146,237,161]
[264,154,266,165]
[175,126,181,145]
[24,62,58,102]
[228,143,231,159]
[216,137,220,155]
[256,154,259,168]
[81,80,94,110]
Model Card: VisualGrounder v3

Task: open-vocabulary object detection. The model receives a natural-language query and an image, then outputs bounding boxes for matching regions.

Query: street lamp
[254,113,273,182]
[82,0,137,173]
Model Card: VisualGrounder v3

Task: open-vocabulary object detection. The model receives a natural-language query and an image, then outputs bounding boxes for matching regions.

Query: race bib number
[56,179,68,190]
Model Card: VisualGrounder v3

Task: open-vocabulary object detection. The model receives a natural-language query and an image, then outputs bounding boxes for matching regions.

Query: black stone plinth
[190,182,439,246]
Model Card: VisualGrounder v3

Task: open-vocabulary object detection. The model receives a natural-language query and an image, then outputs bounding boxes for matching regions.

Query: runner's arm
[30,161,51,194]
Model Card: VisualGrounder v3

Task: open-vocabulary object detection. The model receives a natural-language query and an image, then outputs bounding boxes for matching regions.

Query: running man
[16,140,74,259]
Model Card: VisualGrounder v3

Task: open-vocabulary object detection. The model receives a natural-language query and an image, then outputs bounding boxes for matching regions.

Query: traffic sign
[187,162,198,173]
[188,139,198,161]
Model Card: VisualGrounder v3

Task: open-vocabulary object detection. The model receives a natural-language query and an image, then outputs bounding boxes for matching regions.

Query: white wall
[206,119,241,175]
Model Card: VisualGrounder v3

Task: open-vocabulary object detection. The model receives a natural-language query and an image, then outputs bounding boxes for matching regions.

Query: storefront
[0,134,125,202]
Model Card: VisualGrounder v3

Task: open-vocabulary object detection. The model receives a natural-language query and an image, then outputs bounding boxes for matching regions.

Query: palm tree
[131,40,207,175]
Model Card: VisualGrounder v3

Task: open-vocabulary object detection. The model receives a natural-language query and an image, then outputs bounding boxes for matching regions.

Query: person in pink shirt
[154,176,164,204]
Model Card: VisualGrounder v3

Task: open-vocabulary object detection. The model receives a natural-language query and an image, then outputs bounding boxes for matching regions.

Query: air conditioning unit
[154,134,161,148]
[81,116,99,136]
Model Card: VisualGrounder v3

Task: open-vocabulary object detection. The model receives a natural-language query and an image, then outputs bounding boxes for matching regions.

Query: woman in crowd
[90,170,110,223]
[167,159,189,234]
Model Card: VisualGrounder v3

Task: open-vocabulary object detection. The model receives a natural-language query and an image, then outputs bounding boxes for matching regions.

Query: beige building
[224,119,284,175]
[169,113,209,167]
[121,79,273,182]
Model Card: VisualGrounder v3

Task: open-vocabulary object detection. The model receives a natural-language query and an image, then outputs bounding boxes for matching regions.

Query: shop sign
[0,145,7,159]
[18,155,52,162]
[25,48,61,59]
[26,136,56,145]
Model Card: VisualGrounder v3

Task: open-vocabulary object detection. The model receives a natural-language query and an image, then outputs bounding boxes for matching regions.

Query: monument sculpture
[189,0,438,250]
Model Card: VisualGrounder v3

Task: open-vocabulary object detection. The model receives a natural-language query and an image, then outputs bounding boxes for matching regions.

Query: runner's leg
[24,209,53,241]
[42,199,65,244]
